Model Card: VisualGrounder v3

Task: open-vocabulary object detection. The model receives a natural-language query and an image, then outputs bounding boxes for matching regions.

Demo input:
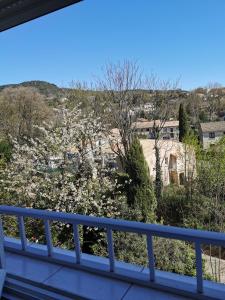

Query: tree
[0,139,12,162]
[92,223,199,277]
[205,82,223,121]
[179,103,189,142]
[196,137,225,233]
[181,131,199,197]
[0,87,52,140]
[0,104,126,251]
[185,93,203,124]
[145,75,178,202]
[99,60,144,168]
[125,138,156,221]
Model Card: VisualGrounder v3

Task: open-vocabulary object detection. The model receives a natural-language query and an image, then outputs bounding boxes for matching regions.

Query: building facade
[133,120,179,140]
[140,139,196,186]
[199,121,225,149]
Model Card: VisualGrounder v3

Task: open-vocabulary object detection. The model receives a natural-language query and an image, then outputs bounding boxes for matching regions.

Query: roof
[140,139,184,154]
[0,0,82,32]
[133,120,179,129]
[200,121,225,133]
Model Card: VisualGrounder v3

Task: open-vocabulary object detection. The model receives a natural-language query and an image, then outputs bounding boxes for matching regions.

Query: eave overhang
[0,0,82,32]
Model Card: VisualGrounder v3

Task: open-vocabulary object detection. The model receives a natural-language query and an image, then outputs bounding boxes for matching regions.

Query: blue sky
[1,0,225,90]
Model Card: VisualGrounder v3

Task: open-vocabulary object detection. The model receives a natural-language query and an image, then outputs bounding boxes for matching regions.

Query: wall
[202,131,225,149]
[140,139,196,186]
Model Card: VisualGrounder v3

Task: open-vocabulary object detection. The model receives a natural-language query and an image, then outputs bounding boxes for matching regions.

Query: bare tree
[205,82,223,121]
[98,60,143,167]
[186,92,203,124]
[145,75,179,201]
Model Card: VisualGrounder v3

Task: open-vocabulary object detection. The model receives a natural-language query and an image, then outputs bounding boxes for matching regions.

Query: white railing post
[44,220,53,257]
[107,228,115,272]
[147,234,155,281]
[0,216,5,269]
[18,216,27,251]
[73,223,81,264]
[195,241,203,293]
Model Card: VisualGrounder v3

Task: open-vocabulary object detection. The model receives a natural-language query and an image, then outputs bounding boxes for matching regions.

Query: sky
[1,0,225,90]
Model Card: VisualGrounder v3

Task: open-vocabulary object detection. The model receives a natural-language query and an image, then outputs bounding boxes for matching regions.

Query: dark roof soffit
[0,0,82,32]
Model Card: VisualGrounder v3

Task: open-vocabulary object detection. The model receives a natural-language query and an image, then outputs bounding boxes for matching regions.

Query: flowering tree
[0,105,126,250]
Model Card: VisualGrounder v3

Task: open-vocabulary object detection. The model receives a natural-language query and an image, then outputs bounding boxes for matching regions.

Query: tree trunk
[155,142,162,202]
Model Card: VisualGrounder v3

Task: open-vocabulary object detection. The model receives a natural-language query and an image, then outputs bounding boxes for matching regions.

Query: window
[170,133,174,138]
[165,157,168,164]
[179,173,185,185]
[209,132,215,139]
[170,128,174,132]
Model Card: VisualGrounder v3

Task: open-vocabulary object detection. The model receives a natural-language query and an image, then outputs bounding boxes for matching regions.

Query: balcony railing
[0,205,225,299]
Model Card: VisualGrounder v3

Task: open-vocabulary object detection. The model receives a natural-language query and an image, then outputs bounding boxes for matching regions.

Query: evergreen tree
[125,138,156,221]
[179,103,189,142]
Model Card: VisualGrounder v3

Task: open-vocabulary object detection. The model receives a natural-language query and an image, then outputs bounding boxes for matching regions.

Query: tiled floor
[123,285,192,300]
[5,252,62,283]
[44,266,130,300]
[5,252,191,300]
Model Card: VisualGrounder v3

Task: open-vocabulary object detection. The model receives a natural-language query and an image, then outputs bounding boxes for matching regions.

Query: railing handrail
[1,204,225,296]
[0,205,225,246]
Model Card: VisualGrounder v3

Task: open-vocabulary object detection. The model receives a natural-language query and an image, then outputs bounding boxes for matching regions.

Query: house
[133,120,179,140]
[132,102,154,114]
[102,129,195,186]
[140,139,196,185]
[199,121,225,149]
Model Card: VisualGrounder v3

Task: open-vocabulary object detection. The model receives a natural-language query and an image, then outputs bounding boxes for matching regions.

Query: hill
[0,80,63,98]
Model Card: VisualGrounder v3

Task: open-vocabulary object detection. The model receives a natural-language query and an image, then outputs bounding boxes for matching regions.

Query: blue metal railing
[0,205,225,296]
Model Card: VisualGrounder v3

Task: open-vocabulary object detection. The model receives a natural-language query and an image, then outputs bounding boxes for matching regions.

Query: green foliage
[0,139,12,162]
[158,185,186,226]
[195,137,225,232]
[158,185,212,229]
[158,137,225,233]
[183,130,200,152]
[199,110,209,122]
[92,225,198,277]
[179,103,189,142]
[125,138,156,221]
[197,137,225,197]
[154,238,196,276]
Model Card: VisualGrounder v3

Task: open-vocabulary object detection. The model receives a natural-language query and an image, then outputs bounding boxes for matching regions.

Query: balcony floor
[3,251,190,300]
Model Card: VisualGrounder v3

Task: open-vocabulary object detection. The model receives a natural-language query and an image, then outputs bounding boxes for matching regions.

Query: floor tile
[5,252,61,283]
[44,266,131,300]
[0,269,6,297]
[123,285,191,300]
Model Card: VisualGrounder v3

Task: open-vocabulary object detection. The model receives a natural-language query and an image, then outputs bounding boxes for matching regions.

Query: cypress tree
[125,138,156,221]
[179,103,189,142]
